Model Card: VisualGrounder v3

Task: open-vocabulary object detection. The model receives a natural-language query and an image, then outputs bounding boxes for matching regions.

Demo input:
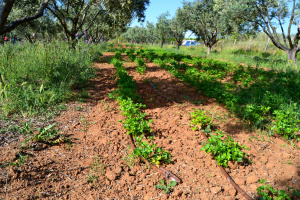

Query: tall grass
[0,41,107,117]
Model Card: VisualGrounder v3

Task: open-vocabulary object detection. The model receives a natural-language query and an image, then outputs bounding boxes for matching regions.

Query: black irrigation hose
[147,79,253,200]
[147,80,179,105]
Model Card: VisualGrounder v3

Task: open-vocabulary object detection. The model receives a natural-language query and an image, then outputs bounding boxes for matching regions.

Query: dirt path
[0,52,299,200]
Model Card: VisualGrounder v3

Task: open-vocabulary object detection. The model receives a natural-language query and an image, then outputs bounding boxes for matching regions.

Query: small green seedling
[155,180,177,194]
[191,109,213,130]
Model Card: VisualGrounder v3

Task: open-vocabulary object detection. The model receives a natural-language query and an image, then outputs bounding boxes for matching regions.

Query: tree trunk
[287,48,298,63]
[160,40,163,48]
[70,34,77,48]
[207,46,212,55]
[177,43,180,50]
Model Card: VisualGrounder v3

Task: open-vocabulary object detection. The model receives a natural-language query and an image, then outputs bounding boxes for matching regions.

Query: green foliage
[0,152,28,169]
[119,99,152,137]
[201,130,248,167]
[0,41,105,117]
[134,57,146,74]
[139,48,300,140]
[256,179,300,200]
[133,137,172,166]
[271,103,300,139]
[114,51,122,60]
[34,124,60,144]
[20,123,66,147]
[155,180,177,194]
[190,109,213,130]
[110,56,172,166]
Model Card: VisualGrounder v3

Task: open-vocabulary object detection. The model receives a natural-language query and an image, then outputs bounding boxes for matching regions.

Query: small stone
[144,194,152,200]
[246,176,258,184]
[172,190,183,197]
[211,186,222,194]
[235,178,245,186]
[105,171,117,181]
[115,166,122,176]
[228,188,237,196]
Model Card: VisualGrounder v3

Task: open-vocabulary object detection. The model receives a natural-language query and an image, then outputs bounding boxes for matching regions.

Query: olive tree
[121,26,148,44]
[48,0,149,45]
[218,0,300,63]
[182,0,238,55]
[155,12,170,48]
[169,8,187,49]
[146,21,156,46]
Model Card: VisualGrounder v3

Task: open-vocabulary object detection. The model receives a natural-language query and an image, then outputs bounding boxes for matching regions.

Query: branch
[48,6,71,36]
[287,0,297,49]
[0,0,16,34]
[1,0,49,35]
[77,9,104,40]
[277,13,288,48]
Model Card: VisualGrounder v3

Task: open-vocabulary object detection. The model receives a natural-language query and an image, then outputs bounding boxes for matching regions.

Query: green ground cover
[0,41,108,118]
[137,48,300,140]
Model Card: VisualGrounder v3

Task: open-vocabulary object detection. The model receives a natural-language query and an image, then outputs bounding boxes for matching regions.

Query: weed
[20,123,66,147]
[155,179,177,194]
[88,156,105,184]
[123,149,136,168]
[1,152,28,168]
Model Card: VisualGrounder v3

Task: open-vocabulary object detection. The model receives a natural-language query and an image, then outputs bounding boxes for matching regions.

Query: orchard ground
[0,50,299,200]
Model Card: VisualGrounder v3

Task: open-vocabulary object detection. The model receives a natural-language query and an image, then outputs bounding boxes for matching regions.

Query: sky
[130,0,195,38]
[129,0,299,37]
[130,0,183,27]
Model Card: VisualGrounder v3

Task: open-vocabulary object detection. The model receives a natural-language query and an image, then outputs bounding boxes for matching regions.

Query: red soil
[0,52,299,200]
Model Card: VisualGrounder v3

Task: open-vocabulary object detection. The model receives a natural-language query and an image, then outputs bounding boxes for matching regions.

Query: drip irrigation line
[128,134,182,184]
[199,131,253,200]
[147,80,179,105]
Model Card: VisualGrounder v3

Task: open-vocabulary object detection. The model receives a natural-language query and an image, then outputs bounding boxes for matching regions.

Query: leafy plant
[155,180,177,194]
[256,179,300,200]
[190,109,213,130]
[114,51,122,60]
[135,57,146,74]
[201,130,248,167]
[271,103,300,139]
[21,123,66,147]
[110,55,172,167]
[133,137,172,166]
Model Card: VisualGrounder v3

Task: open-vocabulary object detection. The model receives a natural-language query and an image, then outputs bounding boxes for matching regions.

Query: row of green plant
[124,49,147,74]
[190,109,300,199]
[108,56,171,166]
[191,109,248,167]
[138,43,298,72]
[0,41,108,117]
[136,48,300,140]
